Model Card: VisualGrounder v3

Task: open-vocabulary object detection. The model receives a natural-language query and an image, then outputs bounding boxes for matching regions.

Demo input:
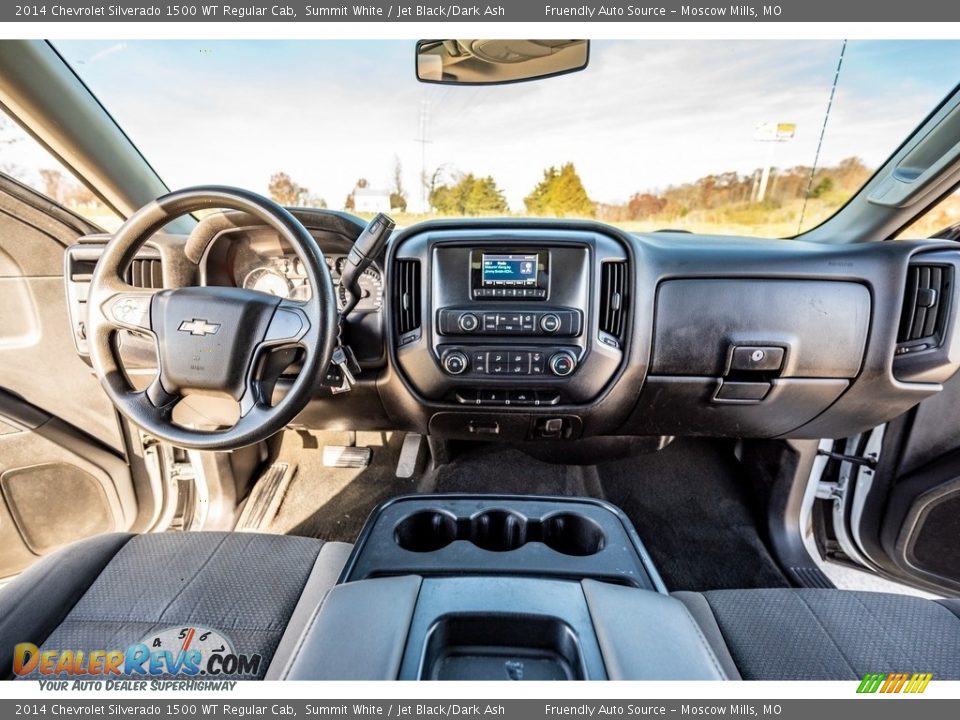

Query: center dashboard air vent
[599,260,628,346]
[896,264,952,354]
[393,259,422,342]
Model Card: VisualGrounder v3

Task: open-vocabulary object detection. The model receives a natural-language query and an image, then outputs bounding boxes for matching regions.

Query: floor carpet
[262,433,789,591]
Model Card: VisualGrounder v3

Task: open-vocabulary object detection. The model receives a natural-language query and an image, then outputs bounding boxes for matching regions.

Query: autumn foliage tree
[344,178,369,211]
[268,172,309,206]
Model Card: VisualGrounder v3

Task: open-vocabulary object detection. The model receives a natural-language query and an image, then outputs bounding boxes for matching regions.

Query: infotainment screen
[481,253,539,286]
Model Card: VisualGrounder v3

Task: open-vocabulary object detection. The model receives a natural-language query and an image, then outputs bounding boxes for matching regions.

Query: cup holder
[395,510,459,553]
[394,506,607,557]
[470,510,527,552]
[541,513,606,556]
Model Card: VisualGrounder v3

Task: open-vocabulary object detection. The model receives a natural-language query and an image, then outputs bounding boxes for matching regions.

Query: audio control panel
[437,308,582,337]
[392,228,628,409]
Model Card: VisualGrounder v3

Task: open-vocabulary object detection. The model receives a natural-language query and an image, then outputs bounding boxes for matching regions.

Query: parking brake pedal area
[236,462,294,532]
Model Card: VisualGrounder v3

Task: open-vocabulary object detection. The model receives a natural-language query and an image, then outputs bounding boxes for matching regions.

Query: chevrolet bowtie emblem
[178,319,221,336]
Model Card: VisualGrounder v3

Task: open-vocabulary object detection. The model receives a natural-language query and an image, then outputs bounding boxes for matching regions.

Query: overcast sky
[29,40,960,211]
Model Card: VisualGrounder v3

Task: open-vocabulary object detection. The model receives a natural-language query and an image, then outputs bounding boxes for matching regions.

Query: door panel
[877,369,960,592]
[847,368,960,594]
[0,182,123,451]
[0,177,138,577]
[0,391,136,578]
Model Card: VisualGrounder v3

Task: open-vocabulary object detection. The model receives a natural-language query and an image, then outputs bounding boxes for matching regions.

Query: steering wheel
[86,186,337,450]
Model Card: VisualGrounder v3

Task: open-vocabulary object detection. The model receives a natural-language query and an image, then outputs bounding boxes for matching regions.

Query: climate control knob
[458,313,480,332]
[442,350,469,375]
[549,351,577,377]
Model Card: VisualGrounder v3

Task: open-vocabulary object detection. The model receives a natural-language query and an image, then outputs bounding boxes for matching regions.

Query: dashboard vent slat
[125,257,164,289]
[897,263,950,346]
[599,261,628,341]
[394,259,421,337]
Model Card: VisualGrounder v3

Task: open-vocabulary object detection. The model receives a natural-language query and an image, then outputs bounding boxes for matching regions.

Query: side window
[0,111,122,231]
[896,187,960,240]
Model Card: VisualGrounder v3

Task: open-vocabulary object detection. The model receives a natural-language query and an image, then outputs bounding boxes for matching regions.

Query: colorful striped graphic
[857,672,932,694]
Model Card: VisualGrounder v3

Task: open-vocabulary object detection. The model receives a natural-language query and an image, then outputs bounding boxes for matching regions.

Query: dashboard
[67,210,960,443]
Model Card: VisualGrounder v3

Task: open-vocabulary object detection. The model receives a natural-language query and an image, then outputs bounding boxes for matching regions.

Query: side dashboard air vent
[393,259,422,339]
[599,260,628,344]
[896,264,952,353]
[125,257,164,289]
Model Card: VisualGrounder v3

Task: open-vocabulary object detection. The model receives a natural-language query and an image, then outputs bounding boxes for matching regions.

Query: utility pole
[415,100,432,213]
[753,122,796,203]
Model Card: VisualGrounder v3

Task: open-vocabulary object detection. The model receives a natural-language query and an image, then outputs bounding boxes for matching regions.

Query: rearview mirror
[416,40,589,85]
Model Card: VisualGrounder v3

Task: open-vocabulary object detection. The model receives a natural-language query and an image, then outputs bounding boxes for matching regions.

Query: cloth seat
[0,532,351,680]
[675,588,960,680]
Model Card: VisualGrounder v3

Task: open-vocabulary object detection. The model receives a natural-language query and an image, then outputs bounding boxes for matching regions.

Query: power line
[415,99,432,212]
[798,39,847,235]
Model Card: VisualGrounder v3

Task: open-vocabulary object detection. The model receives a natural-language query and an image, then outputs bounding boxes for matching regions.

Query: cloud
[55,39,960,212]
[87,42,127,65]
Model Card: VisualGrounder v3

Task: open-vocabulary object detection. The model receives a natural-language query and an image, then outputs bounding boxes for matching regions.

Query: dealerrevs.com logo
[13,626,262,680]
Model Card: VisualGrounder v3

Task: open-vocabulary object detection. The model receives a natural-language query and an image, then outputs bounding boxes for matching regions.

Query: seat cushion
[677,588,960,680]
[0,532,350,680]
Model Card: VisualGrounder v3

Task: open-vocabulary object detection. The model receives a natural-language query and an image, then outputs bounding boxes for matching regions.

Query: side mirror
[416,40,589,85]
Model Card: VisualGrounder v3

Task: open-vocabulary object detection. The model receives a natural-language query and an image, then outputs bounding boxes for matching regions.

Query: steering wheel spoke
[261,299,312,349]
[145,374,180,410]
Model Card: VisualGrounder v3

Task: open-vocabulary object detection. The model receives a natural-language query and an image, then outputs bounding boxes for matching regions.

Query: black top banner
[6,0,960,22]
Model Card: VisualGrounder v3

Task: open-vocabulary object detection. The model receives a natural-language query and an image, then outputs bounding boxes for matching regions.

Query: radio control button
[458,313,480,332]
[540,314,561,333]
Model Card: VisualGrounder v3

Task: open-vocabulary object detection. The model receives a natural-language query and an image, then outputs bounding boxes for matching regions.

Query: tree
[430,173,508,216]
[38,169,65,203]
[809,176,834,199]
[627,192,667,220]
[268,172,309,206]
[464,176,508,215]
[524,163,595,218]
[390,157,408,212]
[344,177,369,211]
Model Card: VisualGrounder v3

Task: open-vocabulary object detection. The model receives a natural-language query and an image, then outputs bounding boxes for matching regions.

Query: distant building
[353,187,392,213]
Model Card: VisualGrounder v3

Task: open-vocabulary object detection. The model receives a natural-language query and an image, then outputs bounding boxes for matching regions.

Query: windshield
[54,39,960,237]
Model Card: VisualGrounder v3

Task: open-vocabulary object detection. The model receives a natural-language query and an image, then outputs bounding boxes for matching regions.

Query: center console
[390,228,630,439]
[273,495,733,681]
[340,495,661,588]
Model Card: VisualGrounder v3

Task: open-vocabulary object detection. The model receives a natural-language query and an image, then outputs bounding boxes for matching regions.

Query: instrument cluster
[236,252,383,313]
